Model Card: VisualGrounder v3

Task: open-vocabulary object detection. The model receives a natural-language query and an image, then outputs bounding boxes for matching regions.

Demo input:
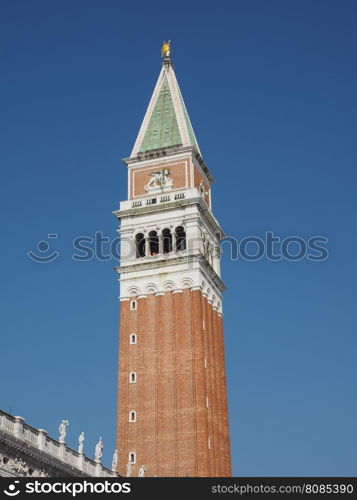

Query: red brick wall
[129,158,211,207]
[116,289,231,477]
[130,160,189,199]
[193,167,210,206]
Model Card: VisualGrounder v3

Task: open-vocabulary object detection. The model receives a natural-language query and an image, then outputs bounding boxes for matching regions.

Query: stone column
[37,429,48,451]
[13,416,25,439]
[145,234,150,257]
[95,463,103,477]
[184,219,201,254]
[172,231,177,253]
[120,228,135,262]
[59,443,66,461]
[78,454,84,472]
[158,233,163,254]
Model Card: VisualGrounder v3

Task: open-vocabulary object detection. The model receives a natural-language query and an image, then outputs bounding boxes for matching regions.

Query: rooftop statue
[111,449,118,472]
[58,419,69,444]
[94,437,103,463]
[126,461,132,477]
[78,431,85,454]
[161,40,171,58]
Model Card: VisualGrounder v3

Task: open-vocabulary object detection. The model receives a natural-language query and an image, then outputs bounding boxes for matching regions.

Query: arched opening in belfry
[149,231,159,256]
[135,233,146,258]
[162,228,172,253]
[175,226,186,251]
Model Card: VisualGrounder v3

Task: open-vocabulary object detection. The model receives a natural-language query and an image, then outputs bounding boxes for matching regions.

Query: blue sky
[1,0,356,475]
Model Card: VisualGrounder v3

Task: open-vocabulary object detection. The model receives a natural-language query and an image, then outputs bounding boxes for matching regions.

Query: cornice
[0,432,84,477]
[123,145,215,184]
[115,252,226,292]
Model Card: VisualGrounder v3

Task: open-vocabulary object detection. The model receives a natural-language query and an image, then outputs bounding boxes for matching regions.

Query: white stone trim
[127,149,194,169]
[119,264,223,313]
[145,283,159,294]
[190,157,194,190]
[162,280,176,291]
[181,277,194,289]
[127,286,141,297]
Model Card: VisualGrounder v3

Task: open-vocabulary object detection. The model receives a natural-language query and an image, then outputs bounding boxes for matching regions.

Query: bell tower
[114,43,231,477]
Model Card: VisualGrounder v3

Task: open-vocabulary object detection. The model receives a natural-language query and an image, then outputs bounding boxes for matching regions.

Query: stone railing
[0,411,116,477]
[0,413,14,433]
[118,188,202,212]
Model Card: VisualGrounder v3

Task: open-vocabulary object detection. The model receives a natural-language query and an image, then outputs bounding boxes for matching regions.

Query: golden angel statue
[161,40,171,58]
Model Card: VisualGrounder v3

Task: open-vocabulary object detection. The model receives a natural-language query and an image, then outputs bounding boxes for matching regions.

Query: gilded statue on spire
[161,40,171,58]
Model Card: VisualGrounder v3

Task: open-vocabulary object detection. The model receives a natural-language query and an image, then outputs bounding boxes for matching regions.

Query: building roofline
[122,145,215,184]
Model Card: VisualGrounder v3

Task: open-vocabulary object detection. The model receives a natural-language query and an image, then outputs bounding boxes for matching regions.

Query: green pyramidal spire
[139,77,181,152]
[131,55,201,157]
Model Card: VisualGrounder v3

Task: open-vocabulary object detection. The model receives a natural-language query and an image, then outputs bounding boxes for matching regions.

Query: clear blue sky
[1,0,356,475]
